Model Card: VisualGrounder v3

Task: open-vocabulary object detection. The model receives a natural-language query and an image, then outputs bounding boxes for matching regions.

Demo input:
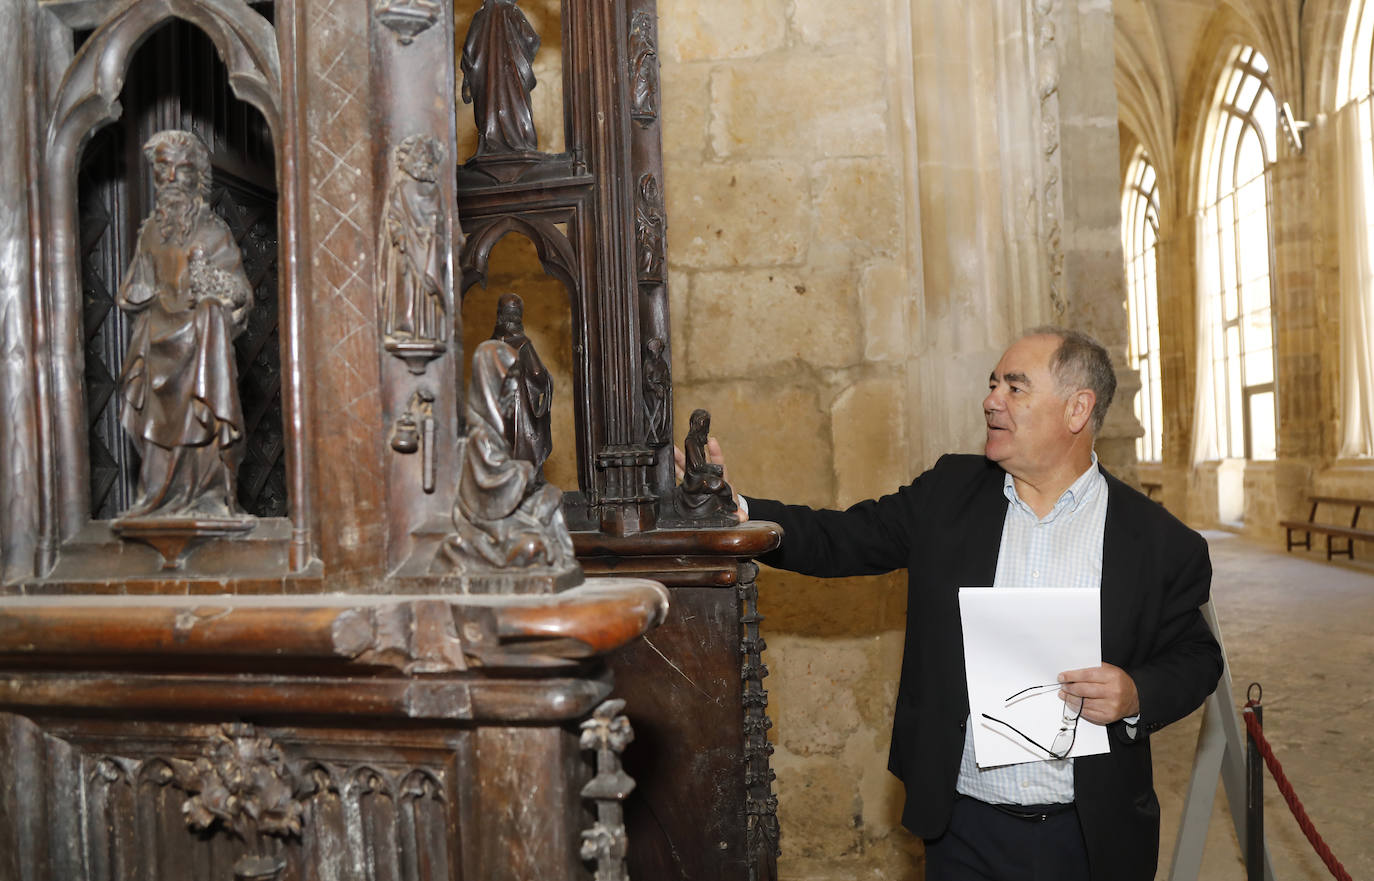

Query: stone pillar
[1155,218,1199,512]
[906,0,1135,479]
[1268,147,1322,526]
[1049,0,1137,483]
[906,0,1047,467]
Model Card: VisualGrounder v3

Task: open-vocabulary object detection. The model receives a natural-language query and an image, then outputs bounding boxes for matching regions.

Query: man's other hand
[1057,663,1140,725]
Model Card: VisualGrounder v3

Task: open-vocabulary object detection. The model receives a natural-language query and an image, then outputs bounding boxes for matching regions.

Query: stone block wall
[658,2,924,875]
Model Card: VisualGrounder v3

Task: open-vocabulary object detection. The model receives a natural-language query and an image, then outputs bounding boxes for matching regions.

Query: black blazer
[749,454,1222,881]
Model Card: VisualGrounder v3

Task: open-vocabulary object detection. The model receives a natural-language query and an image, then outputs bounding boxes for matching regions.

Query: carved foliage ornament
[183,724,304,880]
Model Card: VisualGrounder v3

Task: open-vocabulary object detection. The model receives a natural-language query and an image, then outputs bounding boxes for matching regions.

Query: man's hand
[672,436,730,481]
[672,437,746,522]
[1057,663,1139,725]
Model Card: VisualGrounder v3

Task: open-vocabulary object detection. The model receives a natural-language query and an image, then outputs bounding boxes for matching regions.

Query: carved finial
[580,699,635,881]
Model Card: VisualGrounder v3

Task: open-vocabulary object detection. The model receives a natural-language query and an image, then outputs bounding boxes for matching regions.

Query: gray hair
[1022,326,1117,435]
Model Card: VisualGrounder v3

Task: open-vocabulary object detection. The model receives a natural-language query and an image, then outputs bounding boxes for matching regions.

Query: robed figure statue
[461,0,541,155]
[116,130,253,520]
[490,293,553,483]
[445,340,573,570]
[380,134,446,352]
[676,408,738,519]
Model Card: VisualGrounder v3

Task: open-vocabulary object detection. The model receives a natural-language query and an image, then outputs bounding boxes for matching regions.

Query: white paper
[958,587,1110,767]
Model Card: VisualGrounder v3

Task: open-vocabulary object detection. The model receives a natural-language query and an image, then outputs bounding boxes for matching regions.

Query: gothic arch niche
[39,0,306,573]
[460,229,579,493]
[79,19,284,521]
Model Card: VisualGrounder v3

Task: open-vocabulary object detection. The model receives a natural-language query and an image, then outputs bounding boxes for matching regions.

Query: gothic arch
[459,216,580,304]
[1114,6,1177,232]
[36,0,293,555]
[1177,10,1264,215]
[1218,0,1302,112]
[1305,0,1359,113]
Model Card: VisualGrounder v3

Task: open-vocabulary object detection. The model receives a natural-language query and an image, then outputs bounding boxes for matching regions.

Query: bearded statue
[115,130,253,521]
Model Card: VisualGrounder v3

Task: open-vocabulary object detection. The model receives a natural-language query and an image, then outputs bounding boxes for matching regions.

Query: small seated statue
[444,340,574,569]
[676,408,738,519]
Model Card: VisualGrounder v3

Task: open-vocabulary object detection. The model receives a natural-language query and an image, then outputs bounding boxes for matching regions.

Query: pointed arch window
[1122,150,1162,462]
[1334,1,1374,457]
[1194,46,1278,462]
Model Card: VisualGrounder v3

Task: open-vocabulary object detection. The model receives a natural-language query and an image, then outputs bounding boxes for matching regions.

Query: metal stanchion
[1245,683,1264,881]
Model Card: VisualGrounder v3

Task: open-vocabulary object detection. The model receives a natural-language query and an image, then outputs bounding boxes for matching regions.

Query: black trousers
[923,797,1092,881]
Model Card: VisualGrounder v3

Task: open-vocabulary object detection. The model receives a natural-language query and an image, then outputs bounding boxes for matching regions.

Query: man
[695,328,1221,881]
[117,130,253,519]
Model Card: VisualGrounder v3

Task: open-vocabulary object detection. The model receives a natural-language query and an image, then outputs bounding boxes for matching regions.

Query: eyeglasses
[980,683,1083,759]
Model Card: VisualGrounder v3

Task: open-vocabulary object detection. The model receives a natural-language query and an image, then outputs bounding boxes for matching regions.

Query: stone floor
[1151,531,1374,881]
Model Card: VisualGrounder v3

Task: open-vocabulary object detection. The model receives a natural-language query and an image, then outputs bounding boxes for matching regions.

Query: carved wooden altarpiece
[0,0,783,878]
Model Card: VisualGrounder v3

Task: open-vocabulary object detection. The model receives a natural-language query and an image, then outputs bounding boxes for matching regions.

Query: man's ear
[1065,389,1096,435]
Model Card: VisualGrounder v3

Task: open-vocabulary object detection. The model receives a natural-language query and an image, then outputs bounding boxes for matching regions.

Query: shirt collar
[1002,452,1103,520]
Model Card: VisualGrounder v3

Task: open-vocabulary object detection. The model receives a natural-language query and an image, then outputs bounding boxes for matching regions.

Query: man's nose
[983,387,1002,413]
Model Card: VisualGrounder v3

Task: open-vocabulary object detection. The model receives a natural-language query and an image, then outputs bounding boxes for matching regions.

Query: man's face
[152,148,198,199]
[983,334,1075,476]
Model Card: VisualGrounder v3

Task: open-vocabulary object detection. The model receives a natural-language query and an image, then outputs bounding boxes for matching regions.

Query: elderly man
[693,328,1221,881]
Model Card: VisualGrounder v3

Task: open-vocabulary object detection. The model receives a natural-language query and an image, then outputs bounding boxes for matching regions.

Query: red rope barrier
[1243,700,1354,881]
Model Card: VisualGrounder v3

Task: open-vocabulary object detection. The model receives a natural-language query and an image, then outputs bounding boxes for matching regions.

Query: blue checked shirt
[954,454,1108,805]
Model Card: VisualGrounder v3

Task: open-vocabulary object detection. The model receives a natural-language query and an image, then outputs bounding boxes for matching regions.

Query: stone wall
[657,1,1129,878]
[658,3,922,874]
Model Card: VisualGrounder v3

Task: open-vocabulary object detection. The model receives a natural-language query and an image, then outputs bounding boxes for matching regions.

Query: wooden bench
[1280,495,1374,560]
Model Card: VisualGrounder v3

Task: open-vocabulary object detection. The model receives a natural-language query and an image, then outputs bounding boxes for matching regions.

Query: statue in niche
[115,130,253,522]
[380,134,447,372]
[490,293,553,484]
[642,337,670,447]
[444,340,574,569]
[635,173,666,284]
[461,0,541,156]
[676,409,738,518]
[629,10,660,126]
